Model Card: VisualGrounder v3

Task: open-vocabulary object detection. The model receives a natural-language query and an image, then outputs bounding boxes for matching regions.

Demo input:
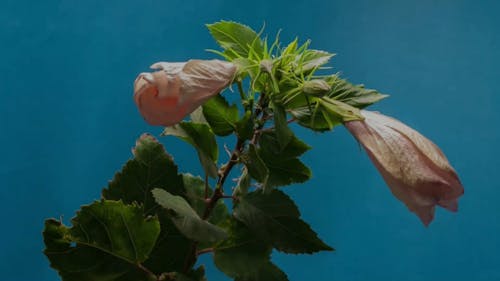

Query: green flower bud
[302,79,331,96]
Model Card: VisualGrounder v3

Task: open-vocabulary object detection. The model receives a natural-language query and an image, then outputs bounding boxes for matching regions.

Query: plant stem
[182,137,245,273]
[196,247,214,256]
[182,89,270,273]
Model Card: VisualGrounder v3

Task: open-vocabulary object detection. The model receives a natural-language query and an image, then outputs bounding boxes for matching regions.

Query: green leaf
[152,189,227,243]
[214,220,287,281]
[101,134,192,275]
[258,132,312,187]
[144,213,192,275]
[43,200,160,281]
[160,267,206,281]
[190,106,208,124]
[234,190,333,253]
[288,96,364,132]
[202,95,239,136]
[327,77,388,108]
[233,167,251,197]
[240,144,269,184]
[272,104,293,150]
[235,110,254,140]
[182,173,229,225]
[295,49,334,74]
[207,21,264,60]
[162,122,218,178]
[234,263,288,281]
[102,134,184,214]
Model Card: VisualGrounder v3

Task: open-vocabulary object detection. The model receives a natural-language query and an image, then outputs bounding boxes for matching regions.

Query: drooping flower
[134,59,236,126]
[344,110,464,226]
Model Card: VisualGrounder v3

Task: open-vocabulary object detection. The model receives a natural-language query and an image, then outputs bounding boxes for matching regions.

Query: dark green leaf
[240,144,269,184]
[258,132,312,187]
[101,134,192,275]
[152,189,227,243]
[143,212,192,275]
[170,266,206,281]
[207,21,264,60]
[233,167,251,197]
[234,190,333,253]
[102,134,184,214]
[214,221,286,280]
[202,95,239,136]
[235,111,254,140]
[162,122,218,178]
[43,201,160,281]
[182,173,229,225]
[234,263,288,281]
[272,104,293,150]
[328,77,388,108]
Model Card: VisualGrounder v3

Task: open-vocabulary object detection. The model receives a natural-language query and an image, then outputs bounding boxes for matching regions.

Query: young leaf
[43,200,160,281]
[202,95,239,136]
[272,103,293,150]
[152,189,227,243]
[233,190,333,254]
[240,144,269,184]
[327,77,388,108]
[190,106,208,124]
[235,110,254,140]
[207,21,264,60]
[214,221,287,281]
[162,122,219,178]
[102,134,184,214]
[258,132,312,187]
[295,49,334,75]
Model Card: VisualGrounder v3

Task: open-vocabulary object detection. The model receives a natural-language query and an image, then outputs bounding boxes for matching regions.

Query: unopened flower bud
[134,59,236,126]
[344,110,464,226]
[302,79,331,97]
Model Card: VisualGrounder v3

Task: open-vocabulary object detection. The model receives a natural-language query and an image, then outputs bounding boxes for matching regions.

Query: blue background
[1,0,499,280]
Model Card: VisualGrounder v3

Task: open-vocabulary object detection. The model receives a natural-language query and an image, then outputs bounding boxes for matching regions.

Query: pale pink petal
[133,59,236,126]
[345,110,464,226]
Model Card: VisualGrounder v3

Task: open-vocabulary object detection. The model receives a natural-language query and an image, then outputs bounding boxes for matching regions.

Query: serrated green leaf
[234,190,333,253]
[295,49,334,74]
[257,132,311,187]
[162,122,218,178]
[102,134,184,214]
[143,212,191,275]
[152,189,227,243]
[327,77,388,108]
[240,144,269,184]
[235,110,254,140]
[207,21,264,60]
[214,220,286,280]
[272,104,293,151]
[101,134,191,275]
[202,95,239,136]
[43,201,160,281]
[233,167,251,197]
[182,173,229,225]
[234,263,288,281]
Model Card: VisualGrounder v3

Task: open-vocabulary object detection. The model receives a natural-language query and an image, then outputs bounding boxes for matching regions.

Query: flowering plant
[43,21,463,281]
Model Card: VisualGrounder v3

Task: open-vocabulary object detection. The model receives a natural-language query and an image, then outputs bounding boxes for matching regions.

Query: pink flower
[345,110,464,226]
[134,59,236,126]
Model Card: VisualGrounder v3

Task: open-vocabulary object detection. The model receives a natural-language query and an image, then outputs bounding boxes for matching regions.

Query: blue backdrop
[1,1,499,280]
